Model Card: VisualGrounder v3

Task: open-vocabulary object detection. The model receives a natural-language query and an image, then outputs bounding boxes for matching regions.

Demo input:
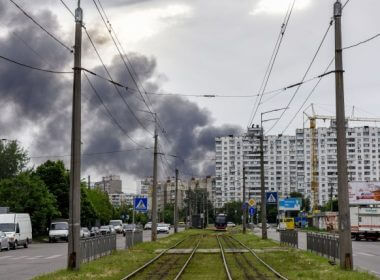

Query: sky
[0,0,379,193]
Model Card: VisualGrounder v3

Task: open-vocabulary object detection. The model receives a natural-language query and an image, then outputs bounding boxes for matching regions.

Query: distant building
[108,193,134,207]
[215,123,380,207]
[94,175,122,194]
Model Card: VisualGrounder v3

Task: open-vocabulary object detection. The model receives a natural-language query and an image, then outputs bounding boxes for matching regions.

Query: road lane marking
[45,254,62,259]
[357,252,375,257]
[0,256,11,259]
[26,255,44,260]
[10,256,27,260]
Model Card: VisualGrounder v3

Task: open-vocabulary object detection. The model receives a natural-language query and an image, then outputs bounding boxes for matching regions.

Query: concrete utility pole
[68,0,82,270]
[151,114,158,241]
[259,118,267,240]
[102,177,106,193]
[87,175,90,189]
[174,168,179,233]
[242,166,247,234]
[334,0,353,270]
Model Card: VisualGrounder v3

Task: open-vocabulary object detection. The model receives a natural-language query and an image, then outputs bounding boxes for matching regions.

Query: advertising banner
[278,198,301,211]
[349,181,380,205]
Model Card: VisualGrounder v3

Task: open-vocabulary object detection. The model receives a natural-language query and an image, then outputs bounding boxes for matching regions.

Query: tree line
[0,141,139,236]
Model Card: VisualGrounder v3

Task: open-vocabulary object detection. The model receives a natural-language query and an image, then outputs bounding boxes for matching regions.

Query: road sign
[266,192,278,204]
[248,199,256,206]
[278,198,301,211]
[134,197,148,212]
[249,207,255,216]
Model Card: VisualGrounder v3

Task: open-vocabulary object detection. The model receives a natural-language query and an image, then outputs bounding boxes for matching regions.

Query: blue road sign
[134,197,148,212]
[266,192,278,204]
[249,207,256,216]
[278,198,301,211]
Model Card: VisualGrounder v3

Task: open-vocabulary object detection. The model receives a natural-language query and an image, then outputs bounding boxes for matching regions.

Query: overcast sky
[0,0,379,192]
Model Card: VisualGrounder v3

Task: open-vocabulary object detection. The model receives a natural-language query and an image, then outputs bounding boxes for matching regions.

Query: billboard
[349,181,380,205]
[278,198,301,211]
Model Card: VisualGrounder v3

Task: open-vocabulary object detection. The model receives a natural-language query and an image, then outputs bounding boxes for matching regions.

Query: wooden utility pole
[334,0,353,270]
[242,167,247,234]
[174,168,179,233]
[151,114,158,241]
[68,0,82,270]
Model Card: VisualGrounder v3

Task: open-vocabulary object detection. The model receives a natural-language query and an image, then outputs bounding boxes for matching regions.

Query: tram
[215,213,227,230]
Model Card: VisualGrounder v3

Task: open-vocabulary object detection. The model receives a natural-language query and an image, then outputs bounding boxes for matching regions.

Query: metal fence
[125,230,143,249]
[306,232,339,261]
[80,234,117,263]
[280,230,298,248]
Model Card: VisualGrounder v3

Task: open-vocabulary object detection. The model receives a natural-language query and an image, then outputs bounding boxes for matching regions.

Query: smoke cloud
[0,3,242,183]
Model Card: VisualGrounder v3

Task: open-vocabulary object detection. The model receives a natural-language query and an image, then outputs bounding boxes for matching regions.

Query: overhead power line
[280,57,335,134]
[9,0,73,53]
[265,18,334,135]
[0,54,72,74]
[343,32,380,50]
[247,0,296,127]
[30,147,153,159]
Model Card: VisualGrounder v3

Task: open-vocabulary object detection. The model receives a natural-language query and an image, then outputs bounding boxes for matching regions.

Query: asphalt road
[0,228,180,280]
[253,227,380,278]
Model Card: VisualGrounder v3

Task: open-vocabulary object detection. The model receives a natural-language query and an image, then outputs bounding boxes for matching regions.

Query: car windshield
[126,224,135,229]
[82,228,89,232]
[0,223,15,232]
[158,224,166,227]
[91,227,98,230]
[100,226,108,229]
[0,231,5,237]
[51,223,68,230]
[109,221,120,226]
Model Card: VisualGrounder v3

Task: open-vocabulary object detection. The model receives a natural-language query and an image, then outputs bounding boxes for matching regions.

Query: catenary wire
[0,54,72,74]
[265,18,334,135]
[280,57,335,135]
[83,27,154,136]
[30,147,153,159]
[343,33,380,50]
[9,0,73,53]
[248,0,296,127]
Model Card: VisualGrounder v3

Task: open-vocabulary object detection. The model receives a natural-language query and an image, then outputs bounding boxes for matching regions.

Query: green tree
[223,201,243,225]
[87,188,113,225]
[0,173,59,235]
[321,199,338,212]
[81,185,98,227]
[0,140,29,180]
[34,160,69,218]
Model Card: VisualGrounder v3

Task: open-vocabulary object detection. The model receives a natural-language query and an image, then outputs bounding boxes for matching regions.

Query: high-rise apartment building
[215,123,380,208]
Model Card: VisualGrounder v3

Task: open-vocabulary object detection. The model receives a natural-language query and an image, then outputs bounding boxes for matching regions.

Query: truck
[0,213,32,249]
[351,206,380,241]
[48,220,69,242]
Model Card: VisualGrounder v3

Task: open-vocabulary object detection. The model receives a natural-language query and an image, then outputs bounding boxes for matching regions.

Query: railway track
[121,235,201,280]
[217,235,288,280]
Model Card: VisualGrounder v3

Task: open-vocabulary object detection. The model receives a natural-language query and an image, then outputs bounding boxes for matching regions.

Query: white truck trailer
[351,206,380,241]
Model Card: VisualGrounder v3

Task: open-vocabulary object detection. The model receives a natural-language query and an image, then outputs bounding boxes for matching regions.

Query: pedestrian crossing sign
[266,192,278,204]
[134,197,148,212]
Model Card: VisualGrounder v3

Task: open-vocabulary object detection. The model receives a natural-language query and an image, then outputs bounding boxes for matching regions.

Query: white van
[0,213,32,249]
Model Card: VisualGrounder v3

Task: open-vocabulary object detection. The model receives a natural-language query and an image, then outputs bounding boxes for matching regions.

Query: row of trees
[0,141,137,236]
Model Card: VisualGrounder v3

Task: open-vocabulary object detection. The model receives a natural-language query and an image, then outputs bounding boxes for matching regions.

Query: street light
[259,107,288,240]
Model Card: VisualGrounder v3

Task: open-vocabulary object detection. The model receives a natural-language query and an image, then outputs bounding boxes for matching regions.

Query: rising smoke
[0,2,242,181]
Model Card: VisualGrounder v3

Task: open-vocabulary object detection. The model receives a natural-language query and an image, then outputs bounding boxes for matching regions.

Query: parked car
[0,231,9,251]
[123,224,136,236]
[48,220,69,243]
[227,222,236,227]
[90,227,100,236]
[157,223,170,234]
[80,227,91,238]
[99,226,111,235]
[109,220,123,234]
[0,213,32,249]
[144,222,152,230]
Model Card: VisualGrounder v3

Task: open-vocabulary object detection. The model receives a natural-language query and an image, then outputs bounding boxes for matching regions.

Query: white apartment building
[108,193,134,207]
[215,123,380,208]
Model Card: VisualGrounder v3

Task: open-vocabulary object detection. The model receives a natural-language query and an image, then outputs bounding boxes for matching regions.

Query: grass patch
[180,253,227,280]
[34,229,202,280]
[234,234,378,280]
